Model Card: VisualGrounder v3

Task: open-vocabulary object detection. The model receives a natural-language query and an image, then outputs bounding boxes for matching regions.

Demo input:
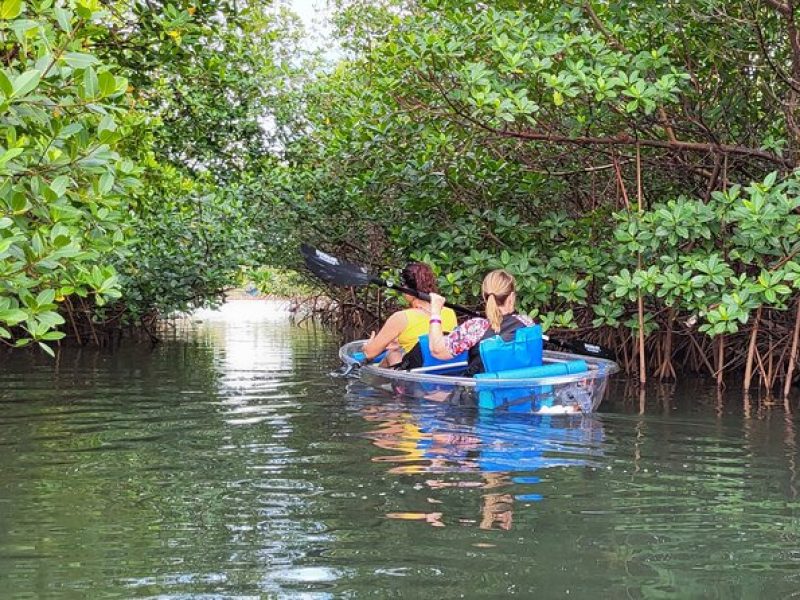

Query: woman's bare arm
[428,294,454,360]
[363,311,407,360]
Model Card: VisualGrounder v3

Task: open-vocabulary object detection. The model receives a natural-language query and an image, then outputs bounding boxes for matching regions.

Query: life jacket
[464,314,529,376]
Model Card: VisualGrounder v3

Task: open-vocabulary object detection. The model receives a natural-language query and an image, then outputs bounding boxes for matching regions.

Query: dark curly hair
[401,262,438,294]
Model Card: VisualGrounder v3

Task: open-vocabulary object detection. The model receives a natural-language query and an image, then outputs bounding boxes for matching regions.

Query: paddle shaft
[381,278,613,358]
[375,277,482,318]
[301,243,615,360]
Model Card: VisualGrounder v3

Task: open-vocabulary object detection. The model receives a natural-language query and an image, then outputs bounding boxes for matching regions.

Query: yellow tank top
[397,307,457,352]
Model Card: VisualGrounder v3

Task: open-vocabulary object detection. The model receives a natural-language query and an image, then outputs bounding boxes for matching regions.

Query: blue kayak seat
[474,359,588,412]
[474,360,588,381]
[479,324,543,373]
[417,333,467,368]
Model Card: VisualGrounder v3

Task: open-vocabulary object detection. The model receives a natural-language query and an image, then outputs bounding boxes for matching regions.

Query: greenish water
[1,301,800,599]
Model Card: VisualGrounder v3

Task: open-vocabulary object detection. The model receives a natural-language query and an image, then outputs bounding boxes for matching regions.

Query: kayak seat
[473,358,589,412]
[474,325,586,412]
[415,333,467,373]
[479,324,543,374]
[474,361,588,410]
[474,360,588,380]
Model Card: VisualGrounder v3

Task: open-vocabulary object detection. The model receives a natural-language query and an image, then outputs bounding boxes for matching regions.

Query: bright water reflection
[1,303,800,598]
[349,387,605,529]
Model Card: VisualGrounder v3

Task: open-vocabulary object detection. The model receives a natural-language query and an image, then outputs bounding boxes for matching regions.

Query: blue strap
[352,350,387,364]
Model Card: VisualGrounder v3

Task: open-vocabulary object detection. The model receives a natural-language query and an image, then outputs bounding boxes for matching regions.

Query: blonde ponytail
[485,294,503,333]
[482,269,516,333]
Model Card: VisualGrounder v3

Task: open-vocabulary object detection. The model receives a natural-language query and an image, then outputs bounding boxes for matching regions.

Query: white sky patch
[283,0,337,54]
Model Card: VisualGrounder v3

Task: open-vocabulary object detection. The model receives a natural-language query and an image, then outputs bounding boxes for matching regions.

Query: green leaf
[62,52,99,69]
[98,71,116,97]
[36,310,64,328]
[99,172,114,194]
[40,330,65,341]
[83,66,98,97]
[36,288,55,306]
[113,76,128,95]
[11,68,40,98]
[0,70,12,97]
[10,18,36,39]
[54,6,71,32]
[0,146,22,166]
[74,0,93,19]
[0,308,27,325]
[98,114,116,135]
[38,341,55,357]
[0,0,22,20]
[50,175,69,197]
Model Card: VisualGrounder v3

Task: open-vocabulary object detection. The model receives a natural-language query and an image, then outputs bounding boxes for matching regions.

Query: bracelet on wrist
[429,317,442,325]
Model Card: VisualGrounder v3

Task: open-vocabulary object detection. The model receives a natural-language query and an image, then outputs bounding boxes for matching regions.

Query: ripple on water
[2,303,800,598]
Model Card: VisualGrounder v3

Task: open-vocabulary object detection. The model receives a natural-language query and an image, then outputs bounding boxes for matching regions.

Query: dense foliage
[282,0,800,391]
[0,0,305,351]
[0,0,134,353]
[4,0,800,392]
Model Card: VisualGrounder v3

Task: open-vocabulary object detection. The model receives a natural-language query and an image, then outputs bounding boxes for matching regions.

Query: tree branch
[762,0,792,17]
[472,122,793,167]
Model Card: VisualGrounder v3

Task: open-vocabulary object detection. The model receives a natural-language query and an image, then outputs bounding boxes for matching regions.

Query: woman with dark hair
[363,262,457,366]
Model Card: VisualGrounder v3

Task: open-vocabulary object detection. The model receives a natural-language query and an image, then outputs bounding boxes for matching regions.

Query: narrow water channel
[1,301,799,598]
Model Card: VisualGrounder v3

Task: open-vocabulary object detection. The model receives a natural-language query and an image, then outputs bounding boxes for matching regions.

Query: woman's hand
[427,293,454,360]
[429,293,446,315]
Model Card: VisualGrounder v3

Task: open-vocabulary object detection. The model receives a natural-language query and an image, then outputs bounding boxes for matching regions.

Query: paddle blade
[300,244,375,286]
[548,336,616,361]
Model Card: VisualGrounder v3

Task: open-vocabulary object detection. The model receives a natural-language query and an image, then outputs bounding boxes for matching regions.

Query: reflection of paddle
[300,244,615,360]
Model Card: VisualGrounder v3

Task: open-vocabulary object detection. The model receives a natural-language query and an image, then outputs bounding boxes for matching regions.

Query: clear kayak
[339,340,620,415]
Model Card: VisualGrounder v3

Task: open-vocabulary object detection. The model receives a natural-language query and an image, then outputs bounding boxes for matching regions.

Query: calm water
[1,301,800,599]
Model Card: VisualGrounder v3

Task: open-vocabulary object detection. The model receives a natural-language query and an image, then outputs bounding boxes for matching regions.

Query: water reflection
[347,382,605,531]
[5,308,800,597]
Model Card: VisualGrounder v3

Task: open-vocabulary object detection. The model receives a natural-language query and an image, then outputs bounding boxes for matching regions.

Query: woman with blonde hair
[428,270,533,375]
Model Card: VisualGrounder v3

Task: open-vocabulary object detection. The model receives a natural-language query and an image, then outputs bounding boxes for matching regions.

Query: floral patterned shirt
[445,314,534,356]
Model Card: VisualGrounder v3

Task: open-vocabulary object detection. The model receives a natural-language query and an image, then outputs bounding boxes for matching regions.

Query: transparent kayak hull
[339,340,620,415]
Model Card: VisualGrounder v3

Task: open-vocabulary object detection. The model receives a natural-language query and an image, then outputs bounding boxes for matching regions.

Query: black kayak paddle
[300,244,615,361]
[300,243,480,317]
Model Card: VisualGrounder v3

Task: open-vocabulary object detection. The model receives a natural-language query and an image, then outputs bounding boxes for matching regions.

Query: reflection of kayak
[350,389,608,524]
[340,339,619,414]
